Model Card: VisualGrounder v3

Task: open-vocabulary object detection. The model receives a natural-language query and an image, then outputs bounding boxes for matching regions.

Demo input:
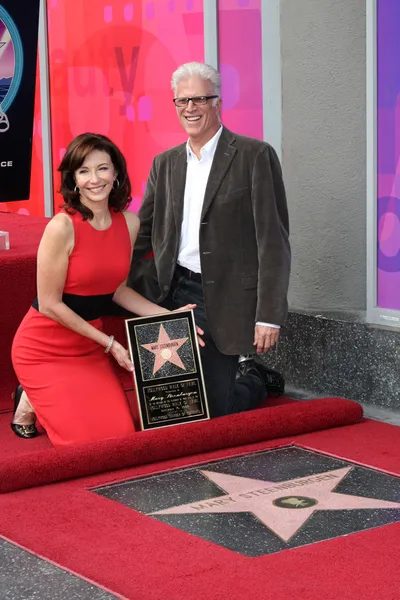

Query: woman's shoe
[10,385,38,439]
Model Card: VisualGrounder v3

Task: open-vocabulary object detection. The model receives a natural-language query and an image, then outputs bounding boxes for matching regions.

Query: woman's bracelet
[104,335,115,354]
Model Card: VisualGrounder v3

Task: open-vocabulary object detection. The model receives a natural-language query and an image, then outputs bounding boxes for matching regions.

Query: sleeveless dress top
[12,209,136,446]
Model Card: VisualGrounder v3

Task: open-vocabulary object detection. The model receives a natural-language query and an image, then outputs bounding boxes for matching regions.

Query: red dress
[12,210,135,446]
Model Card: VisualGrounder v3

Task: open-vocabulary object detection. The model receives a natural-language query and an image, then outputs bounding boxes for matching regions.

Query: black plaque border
[125,310,209,430]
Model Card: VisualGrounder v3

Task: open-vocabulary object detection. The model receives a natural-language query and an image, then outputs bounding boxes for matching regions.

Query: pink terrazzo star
[142,324,188,375]
[151,467,400,542]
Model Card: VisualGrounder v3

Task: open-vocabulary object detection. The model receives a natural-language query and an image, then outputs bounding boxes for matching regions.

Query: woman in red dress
[11,133,199,446]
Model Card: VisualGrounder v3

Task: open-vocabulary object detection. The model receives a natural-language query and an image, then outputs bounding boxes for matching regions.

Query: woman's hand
[109,340,134,372]
[174,303,205,347]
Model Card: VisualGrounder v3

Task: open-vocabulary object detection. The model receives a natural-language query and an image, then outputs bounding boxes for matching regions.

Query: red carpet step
[0,397,362,493]
[0,213,48,411]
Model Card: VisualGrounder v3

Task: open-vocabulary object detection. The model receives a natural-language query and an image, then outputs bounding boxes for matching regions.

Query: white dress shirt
[178,126,223,272]
[177,126,279,330]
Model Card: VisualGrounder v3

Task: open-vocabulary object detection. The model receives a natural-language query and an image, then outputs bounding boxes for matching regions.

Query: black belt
[32,292,115,321]
[176,264,202,283]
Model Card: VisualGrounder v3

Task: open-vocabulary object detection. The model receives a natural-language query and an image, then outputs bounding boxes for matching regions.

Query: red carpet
[1,395,291,457]
[1,215,397,598]
[0,417,398,600]
[0,212,48,411]
[0,397,362,493]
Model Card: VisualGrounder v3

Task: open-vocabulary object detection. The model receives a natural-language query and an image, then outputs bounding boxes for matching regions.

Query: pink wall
[218,0,263,140]
[4,0,265,216]
[47,0,204,214]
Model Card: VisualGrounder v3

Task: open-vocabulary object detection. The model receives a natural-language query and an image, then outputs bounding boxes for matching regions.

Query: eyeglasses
[173,95,219,107]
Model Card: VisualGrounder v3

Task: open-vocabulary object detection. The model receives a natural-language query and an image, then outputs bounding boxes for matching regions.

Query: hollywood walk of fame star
[141,324,189,375]
[150,467,400,542]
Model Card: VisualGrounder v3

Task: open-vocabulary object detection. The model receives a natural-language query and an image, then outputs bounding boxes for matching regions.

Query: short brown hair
[58,133,132,220]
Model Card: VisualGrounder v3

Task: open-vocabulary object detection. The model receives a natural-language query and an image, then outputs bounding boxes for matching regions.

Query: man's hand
[253,325,280,354]
[174,303,205,347]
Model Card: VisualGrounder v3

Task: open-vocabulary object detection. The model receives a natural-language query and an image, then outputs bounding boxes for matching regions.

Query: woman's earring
[74,185,79,193]
[113,179,120,190]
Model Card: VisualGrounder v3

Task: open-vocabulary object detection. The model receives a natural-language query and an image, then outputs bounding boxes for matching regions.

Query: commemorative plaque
[125,310,209,430]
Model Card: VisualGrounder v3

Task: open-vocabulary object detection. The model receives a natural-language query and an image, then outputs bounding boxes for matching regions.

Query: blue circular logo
[0,5,24,113]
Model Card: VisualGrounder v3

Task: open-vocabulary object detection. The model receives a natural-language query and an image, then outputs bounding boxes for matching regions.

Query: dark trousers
[166,269,265,418]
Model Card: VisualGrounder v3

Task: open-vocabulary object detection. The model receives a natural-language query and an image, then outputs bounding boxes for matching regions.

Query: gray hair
[171,62,221,104]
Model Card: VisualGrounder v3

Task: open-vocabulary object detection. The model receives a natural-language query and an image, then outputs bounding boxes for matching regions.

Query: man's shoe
[237,357,285,396]
[237,356,253,379]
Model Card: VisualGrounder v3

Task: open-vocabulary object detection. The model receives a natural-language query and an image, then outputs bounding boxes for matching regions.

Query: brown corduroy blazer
[128,126,291,355]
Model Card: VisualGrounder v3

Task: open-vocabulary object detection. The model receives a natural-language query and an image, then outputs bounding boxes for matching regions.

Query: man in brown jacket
[128,62,291,417]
